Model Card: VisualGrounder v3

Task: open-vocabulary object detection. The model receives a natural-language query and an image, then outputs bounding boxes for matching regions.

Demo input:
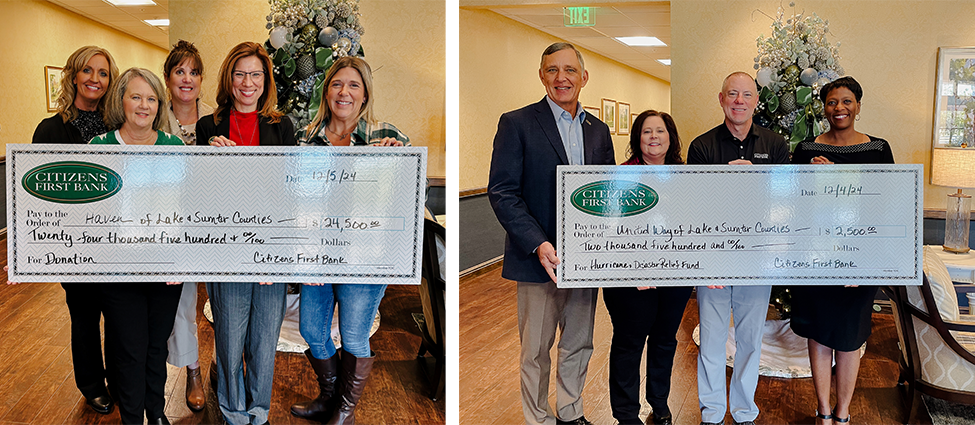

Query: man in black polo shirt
[687,71,789,425]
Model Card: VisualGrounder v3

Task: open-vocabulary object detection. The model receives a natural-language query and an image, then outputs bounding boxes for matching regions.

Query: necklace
[172,113,193,142]
[325,125,352,141]
[232,110,258,146]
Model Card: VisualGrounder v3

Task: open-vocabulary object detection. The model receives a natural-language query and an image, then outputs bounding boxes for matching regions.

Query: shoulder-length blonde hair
[305,56,375,135]
[213,42,282,124]
[102,68,169,131]
[56,46,119,123]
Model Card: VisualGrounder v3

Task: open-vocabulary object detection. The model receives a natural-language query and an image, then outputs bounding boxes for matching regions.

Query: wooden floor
[460,265,932,425]
[0,247,445,424]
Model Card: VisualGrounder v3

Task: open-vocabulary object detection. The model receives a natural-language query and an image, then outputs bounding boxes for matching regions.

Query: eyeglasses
[232,70,265,81]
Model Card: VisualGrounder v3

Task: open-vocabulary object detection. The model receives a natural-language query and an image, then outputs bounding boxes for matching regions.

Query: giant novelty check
[556,164,923,287]
[7,144,427,284]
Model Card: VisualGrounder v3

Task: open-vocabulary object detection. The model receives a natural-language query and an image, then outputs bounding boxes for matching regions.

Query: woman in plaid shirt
[291,56,409,425]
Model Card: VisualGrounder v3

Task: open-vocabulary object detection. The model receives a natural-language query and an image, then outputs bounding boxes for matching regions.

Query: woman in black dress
[790,76,894,425]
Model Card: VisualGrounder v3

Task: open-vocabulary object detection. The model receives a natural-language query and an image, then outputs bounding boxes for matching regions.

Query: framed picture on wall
[602,98,617,134]
[933,47,975,147]
[45,66,62,112]
[617,102,630,135]
[584,105,600,121]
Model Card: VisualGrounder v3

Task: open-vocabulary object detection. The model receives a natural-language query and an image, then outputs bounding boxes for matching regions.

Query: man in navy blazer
[488,42,615,425]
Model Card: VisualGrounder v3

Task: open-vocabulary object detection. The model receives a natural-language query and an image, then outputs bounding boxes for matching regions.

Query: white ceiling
[486,2,671,82]
[46,1,671,82]
[47,0,170,49]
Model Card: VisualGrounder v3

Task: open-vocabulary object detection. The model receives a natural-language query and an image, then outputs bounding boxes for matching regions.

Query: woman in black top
[790,76,893,425]
[606,110,690,425]
[196,41,294,425]
[30,45,120,415]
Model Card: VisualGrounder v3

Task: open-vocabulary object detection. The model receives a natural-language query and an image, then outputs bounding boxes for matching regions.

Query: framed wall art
[617,102,630,135]
[932,47,975,148]
[583,105,600,121]
[602,98,617,134]
[45,66,62,112]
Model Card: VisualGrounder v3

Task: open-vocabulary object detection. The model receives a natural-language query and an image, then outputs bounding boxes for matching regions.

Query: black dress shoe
[85,394,114,414]
[650,413,673,425]
[147,417,171,425]
[557,416,594,425]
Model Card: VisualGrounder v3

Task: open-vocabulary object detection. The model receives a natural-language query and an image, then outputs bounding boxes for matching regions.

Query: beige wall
[459,7,671,190]
[170,0,445,177]
[0,0,167,148]
[672,0,975,209]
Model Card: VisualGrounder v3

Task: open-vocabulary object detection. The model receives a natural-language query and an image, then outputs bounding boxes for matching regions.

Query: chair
[889,247,975,423]
[413,218,446,401]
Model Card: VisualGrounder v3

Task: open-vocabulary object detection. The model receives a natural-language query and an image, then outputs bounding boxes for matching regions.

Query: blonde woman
[290,56,408,425]
[89,67,184,425]
[29,45,119,415]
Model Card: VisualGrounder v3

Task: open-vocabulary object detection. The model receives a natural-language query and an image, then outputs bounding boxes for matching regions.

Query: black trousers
[61,282,111,399]
[100,283,182,424]
[603,286,692,424]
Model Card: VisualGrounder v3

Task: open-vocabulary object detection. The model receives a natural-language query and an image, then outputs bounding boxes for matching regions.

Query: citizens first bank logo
[22,162,122,204]
[570,180,658,217]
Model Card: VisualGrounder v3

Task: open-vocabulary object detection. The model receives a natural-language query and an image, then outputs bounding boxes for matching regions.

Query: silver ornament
[318,26,339,47]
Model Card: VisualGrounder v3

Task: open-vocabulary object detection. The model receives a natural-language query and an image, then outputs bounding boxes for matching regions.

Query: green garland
[264,0,365,130]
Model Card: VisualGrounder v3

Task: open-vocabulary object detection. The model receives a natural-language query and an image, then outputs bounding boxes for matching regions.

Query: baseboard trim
[460,256,503,279]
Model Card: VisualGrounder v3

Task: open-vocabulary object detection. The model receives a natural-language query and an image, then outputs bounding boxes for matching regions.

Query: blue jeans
[299,284,386,359]
[206,283,286,425]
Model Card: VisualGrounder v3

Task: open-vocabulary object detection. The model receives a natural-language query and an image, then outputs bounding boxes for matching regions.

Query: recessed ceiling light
[615,36,666,47]
[144,19,169,26]
[657,59,671,66]
[105,0,157,5]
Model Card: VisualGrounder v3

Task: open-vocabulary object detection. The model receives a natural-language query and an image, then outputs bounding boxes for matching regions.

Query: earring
[855,114,860,121]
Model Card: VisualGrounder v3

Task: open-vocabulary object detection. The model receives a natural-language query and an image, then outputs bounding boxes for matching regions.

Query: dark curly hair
[820,76,862,103]
[625,110,684,165]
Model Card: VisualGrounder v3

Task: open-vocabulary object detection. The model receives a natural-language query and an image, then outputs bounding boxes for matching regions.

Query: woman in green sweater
[90,67,183,146]
[90,67,183,425]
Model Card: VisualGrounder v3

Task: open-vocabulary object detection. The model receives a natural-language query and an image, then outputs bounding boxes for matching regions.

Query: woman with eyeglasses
[197,41,296,425]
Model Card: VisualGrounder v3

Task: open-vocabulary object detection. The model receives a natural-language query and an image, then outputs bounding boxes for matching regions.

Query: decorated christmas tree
[753,2,844,152]
[264,0,365,130]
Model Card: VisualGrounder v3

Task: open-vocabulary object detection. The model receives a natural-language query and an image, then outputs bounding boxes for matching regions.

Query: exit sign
[563,7,594,27]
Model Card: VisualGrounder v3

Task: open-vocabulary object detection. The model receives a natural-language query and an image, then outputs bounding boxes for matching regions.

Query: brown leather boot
[291,349,339,421]
[185,366,205,411]
[326,350,375,425]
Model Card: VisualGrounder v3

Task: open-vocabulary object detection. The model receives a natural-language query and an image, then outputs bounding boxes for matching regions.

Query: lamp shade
[932,148,975,189]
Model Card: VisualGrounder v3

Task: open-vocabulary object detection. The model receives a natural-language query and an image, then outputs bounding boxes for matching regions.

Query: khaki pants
[517,281,597,425]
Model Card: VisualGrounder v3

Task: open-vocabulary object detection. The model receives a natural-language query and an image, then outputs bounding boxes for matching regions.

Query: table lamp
[931,147,975,253]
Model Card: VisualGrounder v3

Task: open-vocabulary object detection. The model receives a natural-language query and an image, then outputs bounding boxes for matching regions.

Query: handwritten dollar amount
[307,217,382,231]
[820,226,878,237]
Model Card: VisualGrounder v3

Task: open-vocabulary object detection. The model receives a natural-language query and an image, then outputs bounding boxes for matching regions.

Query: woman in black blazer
[196,41,294,425]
